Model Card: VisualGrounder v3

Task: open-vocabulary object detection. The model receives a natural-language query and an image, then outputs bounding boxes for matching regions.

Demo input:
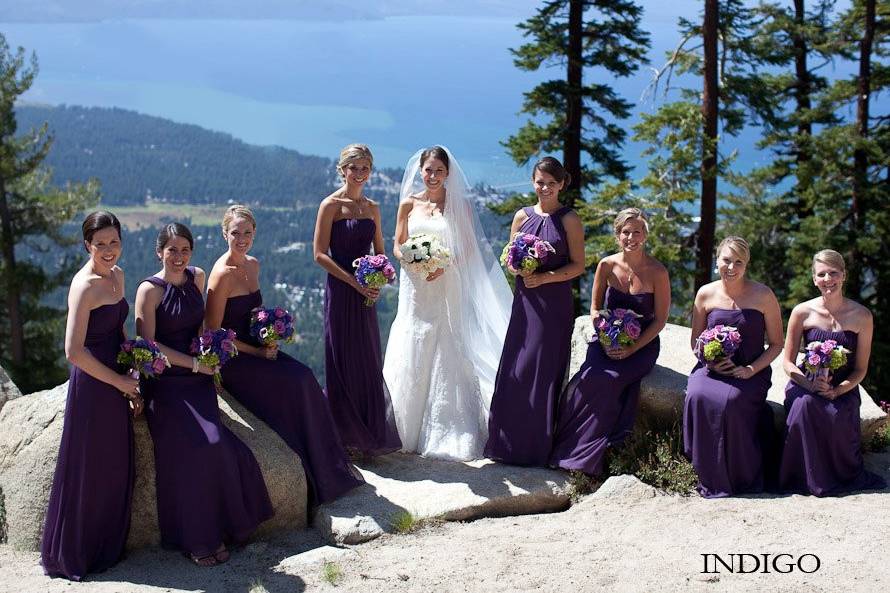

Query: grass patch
[606,417,699,495]
[322,561,343,586]
[389,510,418,534]
[566,470,600,501]
[866,420,890,453]
[248,578,269,593]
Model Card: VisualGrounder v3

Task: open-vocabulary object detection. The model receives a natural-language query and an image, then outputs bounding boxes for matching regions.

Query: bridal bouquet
[399,233,451,276]
[190,328,238,388]
[500,232,556,275]
[803,339,851,381]
[595,308,643,350]
[117,337,170,379]
[694,325,743,365]
[352,254,396,306]
[250,306,296,346]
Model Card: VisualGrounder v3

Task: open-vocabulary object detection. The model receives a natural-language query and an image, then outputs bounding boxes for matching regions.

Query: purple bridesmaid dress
[323,218,401,455]
[141,269,273,557]
[220,290,364,505]
[41,299,134,581]
[683,308,774,498]
[484,206,575,466]
[549,287,660,476]
[779,328,886,496]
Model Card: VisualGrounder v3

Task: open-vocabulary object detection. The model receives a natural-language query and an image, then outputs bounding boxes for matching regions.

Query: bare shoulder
[135,276,163,301]
[192,266,207,282]
[318,194,343,214]
[749,280,778,304]
[790,300,815,319]
[512,208,530,224]
[847,298,873,327]
[561,208,582,224]
[597,254,618,270]
[645,254,669,276]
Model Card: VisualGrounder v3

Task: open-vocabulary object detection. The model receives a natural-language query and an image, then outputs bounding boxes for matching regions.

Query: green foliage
[607,418,698,494]
[321,561,343,586]
[866,420,890,453]
[389,510,418,534]
[566,470,600,501]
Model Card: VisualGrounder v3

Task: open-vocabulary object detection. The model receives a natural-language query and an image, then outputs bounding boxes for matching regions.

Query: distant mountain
[0,0,534,23]
[16,104,340,206]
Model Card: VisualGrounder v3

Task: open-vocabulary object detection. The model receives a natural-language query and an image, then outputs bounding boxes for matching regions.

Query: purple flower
[221,339,235,353]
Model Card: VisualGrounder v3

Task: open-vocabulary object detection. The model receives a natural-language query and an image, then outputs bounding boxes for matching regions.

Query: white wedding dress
[383,212,489,461]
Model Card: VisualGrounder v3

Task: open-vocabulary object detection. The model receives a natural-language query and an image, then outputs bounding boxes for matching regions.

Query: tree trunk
[564,0,584,313]
[0,178,24,367]
[849,0,875,299]
[696,0,719,292]
[792,0,814,217]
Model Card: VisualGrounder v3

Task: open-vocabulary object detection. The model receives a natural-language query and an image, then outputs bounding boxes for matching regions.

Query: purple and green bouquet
[190,328,238,388]
[595,308,643,350]
[250,306,296,346]
[352,254,396,306]
[694,325,742,365]
[117,337,170,379]
[500,232,556,275]
[803,339,850,381]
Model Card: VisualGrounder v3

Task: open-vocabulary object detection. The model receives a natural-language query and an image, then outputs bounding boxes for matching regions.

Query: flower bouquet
[595,308,643,350]
[803,339,851,382]
[117,337,170,379]
[399,233,451,276]
[190,328,238,388]
[250,306,296,346]
[694,325,743,366]
[500,232,556,275]
[352,254,396,306]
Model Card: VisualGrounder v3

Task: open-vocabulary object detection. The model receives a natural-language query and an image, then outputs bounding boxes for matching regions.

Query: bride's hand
[426,268,445,282]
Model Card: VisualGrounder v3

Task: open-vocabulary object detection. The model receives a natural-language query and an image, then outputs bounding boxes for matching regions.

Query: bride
[383,146,512,461]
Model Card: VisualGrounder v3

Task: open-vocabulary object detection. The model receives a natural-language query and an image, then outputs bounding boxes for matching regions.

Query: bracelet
[746,365,755,373]
[191,357,199,373]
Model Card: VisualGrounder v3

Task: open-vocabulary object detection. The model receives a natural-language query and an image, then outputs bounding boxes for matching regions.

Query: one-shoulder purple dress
[141,269,273,557]
[41,299,134,581]
[779,328,886,496]
[484,206,575,466]
[683,308,773,498]
[549,286,660,476]
[323,218,401,455]
[220,289,363,505]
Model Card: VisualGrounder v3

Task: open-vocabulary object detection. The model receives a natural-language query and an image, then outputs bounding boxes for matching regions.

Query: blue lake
[0,4,823,187]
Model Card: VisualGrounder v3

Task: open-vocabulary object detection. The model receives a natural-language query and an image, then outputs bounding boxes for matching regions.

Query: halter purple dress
[779,328,886,496]
[220,289,363,505]
[549,286,660,476]
[683,308,774,498]
[484,206,575,466]
[323,218,401,455]
[41,299,134,581]
[140,269,273,557]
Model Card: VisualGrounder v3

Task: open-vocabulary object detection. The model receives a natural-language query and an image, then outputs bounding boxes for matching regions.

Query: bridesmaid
[313,143,401,456]
[136,223,273,566]
[683,236,783,498]
[779,249,886,496]
[549,208,670,476]
[42,211,141,581]
[205,205,364,505]
[484,157,586,466]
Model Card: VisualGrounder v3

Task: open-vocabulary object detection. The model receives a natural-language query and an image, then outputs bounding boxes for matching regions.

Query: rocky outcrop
[0,379,307,552]
[568,318,888,440]
[0,365,22,415]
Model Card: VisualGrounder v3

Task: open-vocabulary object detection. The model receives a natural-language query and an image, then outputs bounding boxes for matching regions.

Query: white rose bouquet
[399,233,451,276]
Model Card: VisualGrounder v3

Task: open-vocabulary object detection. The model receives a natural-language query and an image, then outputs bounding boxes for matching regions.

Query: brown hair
[336,143,374,179]
[222,204,256,233]
[81,211,121,251]
[716,236,751,264]
[613,207,649,235]
[532,156,571,186]
[812,249,846,274]
[156,222,194,252]
[420,146,450,171]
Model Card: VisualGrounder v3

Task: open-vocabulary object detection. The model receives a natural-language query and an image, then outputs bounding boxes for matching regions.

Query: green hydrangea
[703,340,724,361]
[828,349,847,370]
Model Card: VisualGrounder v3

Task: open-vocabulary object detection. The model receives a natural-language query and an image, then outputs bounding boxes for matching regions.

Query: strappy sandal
[186,552,218,567]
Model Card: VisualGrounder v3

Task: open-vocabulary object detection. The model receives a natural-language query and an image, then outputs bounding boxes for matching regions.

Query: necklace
[625,268,635,291]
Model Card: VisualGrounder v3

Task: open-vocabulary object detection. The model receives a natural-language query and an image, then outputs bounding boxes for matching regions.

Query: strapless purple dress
[484,206,575,466]
[549,286,660,476]
[323,218,401,455]
[220,289,363,505]
[140,269,272,557]
[683,308,774,498]
[779,328,886,496]
[41,299,134,581]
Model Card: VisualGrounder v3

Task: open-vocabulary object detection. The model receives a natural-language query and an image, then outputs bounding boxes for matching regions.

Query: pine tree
[0,34,100,392]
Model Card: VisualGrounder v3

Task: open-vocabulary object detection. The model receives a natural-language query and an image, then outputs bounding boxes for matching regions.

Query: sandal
[213,545,230,564]
[186,552,218,567]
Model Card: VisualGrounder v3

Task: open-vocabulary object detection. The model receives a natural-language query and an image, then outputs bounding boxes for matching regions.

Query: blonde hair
[222,204,256,233]
[716,236,750,264]
[613,207,649,235]
[812,249,846,274]
[337,143,374,179]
